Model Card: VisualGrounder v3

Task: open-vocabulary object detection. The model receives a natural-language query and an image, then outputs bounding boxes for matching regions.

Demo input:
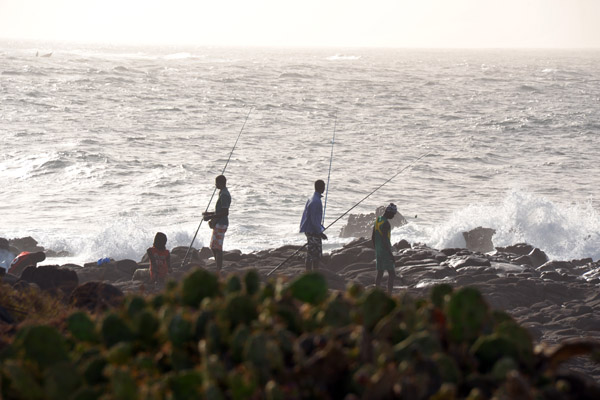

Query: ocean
[1,40,599,265]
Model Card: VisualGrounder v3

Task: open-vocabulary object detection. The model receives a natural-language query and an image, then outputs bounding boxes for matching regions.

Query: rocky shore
[2,235,600,381]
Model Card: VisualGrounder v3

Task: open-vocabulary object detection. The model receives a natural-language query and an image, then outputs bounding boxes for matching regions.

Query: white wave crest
[393,189,600,261]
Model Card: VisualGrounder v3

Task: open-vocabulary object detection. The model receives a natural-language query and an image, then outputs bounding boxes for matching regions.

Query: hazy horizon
[1,0,599,49]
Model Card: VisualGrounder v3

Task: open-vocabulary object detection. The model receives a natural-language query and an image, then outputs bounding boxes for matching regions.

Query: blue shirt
[215,187,231,226]
[300,192,325,234]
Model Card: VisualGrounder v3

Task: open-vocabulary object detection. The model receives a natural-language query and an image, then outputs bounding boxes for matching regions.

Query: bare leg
[213,249,223,274]
[375,270,384,289]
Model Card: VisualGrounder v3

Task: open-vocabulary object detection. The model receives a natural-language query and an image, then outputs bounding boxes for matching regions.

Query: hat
[385,203,398,215]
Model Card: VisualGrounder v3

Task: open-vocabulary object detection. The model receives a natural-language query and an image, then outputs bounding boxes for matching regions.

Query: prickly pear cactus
[0,270,597,400]
[446,287,489,343]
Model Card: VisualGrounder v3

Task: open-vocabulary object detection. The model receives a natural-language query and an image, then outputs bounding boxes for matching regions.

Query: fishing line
[267,150,432,276]
[180,107,253,267]
[322,115,337,224]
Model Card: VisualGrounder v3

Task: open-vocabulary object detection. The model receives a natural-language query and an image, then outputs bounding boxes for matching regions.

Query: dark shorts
[305,233,322,263]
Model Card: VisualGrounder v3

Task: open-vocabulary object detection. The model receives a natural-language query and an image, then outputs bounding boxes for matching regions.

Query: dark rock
[116,259,139,278]
[528,248,549,268]
[8,236,45,253]
[344,237,373,249]
[19,265,79,294]
[132,269,151,283]
[571,258,593,267]
[537,260,574,272]
[339,206,407,238]
[540,271,575,282]
[69,281,124,311]
[513,255,534,267]
[393,239,411,250]
[462,226,496,253]
[223,250,242,262]
[440,248,461,257]
[1,273,19,286]
[495,243,534,256]
[76,262,132,283]
[448,255,491,269]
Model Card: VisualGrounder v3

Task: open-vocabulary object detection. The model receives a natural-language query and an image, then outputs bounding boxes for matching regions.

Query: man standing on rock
[203,175,231,274]
[300,179,328,271]
[372,203,398,294]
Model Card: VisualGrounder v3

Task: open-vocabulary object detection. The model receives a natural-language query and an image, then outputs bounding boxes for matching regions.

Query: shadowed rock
[463,227,496,253]
[20,265,78,295]
[339,206,407,238]
[69,281,124,311]
[8,237,45,253]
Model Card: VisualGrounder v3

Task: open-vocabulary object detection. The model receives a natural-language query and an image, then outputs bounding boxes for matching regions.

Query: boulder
[537,260,574,273]
[339,206,407,238]
[495,243,534,256]
[8,236,45,253]
[393,239,411,250]
[19,265,79,294]
[132,268,152,283]
[462,227,496,253]
[115,259,139,278]
[76,262,133,283]
[448,255,491,269]
[223,250,242,262]
[69,281,124,311]
[507,248,547,269]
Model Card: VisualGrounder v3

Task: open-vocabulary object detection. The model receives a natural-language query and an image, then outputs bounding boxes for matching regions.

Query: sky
[0,0,599,48]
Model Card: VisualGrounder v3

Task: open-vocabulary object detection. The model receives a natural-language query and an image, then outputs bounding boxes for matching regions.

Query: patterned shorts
[305,233,322,263]
[210,224,228,251]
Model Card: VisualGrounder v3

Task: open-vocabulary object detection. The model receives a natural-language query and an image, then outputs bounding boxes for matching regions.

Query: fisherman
[147,232,171,285]
[300,179,328,271]
[372,203,398,294]
[8,251,46,277]
[203,175,231,274]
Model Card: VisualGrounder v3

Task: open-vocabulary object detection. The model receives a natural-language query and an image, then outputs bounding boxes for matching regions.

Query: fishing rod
[266,150,432,276]
[322,115,337,224]
[180,108,253,267]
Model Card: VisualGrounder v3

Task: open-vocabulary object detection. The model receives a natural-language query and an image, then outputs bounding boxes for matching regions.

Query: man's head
[314,179,325,194]
[384,203,398,219]
[216,175,227,189]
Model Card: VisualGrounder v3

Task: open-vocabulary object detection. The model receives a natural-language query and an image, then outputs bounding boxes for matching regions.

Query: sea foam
[394,189,600,261]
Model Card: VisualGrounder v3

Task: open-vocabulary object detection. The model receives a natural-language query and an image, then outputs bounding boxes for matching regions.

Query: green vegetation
[0,270,598,399]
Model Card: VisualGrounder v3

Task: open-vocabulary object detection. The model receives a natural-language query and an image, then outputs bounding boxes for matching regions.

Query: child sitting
[147,232,171,285]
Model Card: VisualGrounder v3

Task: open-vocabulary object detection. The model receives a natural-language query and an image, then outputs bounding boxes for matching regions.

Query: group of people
[2,174,398,294]
[146,174,231,285]
[146,175,399,293]
[299,179,398,293]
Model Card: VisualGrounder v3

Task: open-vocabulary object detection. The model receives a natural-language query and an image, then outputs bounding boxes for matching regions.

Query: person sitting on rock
[147,232,171,285]
[202,175,231,275]
[372,203,398,294]
[8,251,46,277]
[299,179,328,272]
